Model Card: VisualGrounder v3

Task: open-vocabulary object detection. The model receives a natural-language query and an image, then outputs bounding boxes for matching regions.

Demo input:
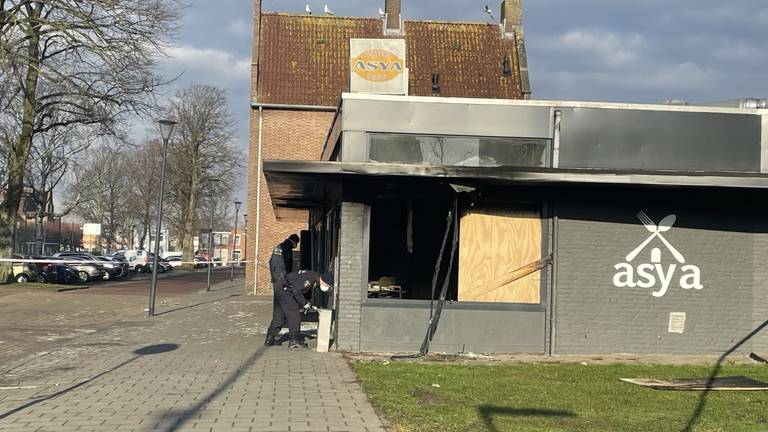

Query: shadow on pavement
[154,294,243,316]
[682,318,768,432]
[0,343,179,420]
[478,404,576,432]
[149,345,267,431]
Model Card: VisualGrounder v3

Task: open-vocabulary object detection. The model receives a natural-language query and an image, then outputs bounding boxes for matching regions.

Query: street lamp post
[206,179,220,292]
[230,201,242,281]
[243,213,248,271]
[148,118,177,317]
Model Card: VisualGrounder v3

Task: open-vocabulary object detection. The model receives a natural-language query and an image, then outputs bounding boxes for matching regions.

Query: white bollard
[316,309,332,352]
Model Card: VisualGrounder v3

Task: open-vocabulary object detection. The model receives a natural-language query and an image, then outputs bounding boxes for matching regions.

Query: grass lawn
[353,361,768,432]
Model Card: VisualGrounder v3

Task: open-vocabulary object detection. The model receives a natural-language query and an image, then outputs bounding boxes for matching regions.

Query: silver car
[52,254,107,282]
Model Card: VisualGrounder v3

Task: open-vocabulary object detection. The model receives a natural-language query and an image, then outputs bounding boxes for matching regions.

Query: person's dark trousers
[266,283,286,345]
[266,287,302,342]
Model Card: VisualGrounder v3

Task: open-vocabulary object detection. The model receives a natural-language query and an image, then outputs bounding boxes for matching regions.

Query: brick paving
[0,281,386,432]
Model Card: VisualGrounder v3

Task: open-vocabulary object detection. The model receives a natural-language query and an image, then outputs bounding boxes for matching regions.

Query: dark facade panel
[558,108,762,172]
[553,188,768,355]
[360,306,545,353]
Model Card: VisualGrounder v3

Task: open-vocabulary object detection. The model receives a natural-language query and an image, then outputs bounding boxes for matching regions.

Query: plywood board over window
[458,207,542,303]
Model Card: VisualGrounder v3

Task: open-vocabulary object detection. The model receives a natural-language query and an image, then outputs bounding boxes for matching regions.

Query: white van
[112,249,151,272]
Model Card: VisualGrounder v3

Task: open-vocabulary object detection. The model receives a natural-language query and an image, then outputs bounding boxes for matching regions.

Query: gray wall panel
[558,108,762,172]
[555,199,766,355]
[360,306,545,353]
[342,98,553,139]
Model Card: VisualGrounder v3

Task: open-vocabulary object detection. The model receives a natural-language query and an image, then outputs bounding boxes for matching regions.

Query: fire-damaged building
[264,94,768,355]
[246,0,531,294]
[248,1,768,355]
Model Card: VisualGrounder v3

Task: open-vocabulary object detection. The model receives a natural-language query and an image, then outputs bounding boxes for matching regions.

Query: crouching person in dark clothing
[265,271,334,348]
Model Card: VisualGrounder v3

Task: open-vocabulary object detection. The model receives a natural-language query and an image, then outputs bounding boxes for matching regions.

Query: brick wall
[554,198,767,355]
[245,109,335,294]
[336,202,366,351]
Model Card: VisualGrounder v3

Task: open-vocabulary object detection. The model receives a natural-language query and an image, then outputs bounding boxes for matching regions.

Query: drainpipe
[548,206,559,356]
[254,106,263,294]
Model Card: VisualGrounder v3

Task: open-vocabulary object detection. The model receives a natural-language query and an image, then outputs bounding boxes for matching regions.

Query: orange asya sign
[351,49,404,82]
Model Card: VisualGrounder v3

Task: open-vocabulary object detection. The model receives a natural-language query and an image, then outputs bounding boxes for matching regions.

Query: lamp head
[158,119,177,142]
[234,201,242,212]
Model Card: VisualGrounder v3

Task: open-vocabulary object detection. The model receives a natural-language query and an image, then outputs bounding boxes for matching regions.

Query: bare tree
[164,84,243,266]
[0,0,181,281]
[126,139,162,250]
[65,146,132,252]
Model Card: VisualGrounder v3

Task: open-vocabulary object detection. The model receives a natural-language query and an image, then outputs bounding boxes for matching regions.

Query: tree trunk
[180,176,198,269]
[0,5,42,282]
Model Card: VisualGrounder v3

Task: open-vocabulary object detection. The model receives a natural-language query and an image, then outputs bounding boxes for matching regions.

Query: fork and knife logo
[626,211,685,263]
[613,210,703,297]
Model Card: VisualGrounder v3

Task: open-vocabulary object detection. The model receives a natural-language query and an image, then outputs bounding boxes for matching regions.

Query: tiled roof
[257,14,524,106]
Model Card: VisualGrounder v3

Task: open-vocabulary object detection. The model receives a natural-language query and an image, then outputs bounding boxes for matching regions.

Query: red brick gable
[256,14,524,106]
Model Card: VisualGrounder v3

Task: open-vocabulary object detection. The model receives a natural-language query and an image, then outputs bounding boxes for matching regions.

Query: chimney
[500,0,522,35]
[499,0,531,99]
[384,0,402,34]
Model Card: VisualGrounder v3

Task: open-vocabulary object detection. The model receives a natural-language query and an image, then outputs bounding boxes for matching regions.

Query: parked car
[167,256,183,267]
[139,254,172,274]
[53,252,127,281]
[11,254,39,283]
[97,256,129,279]
[194,255,208,269]
[51,253,107,282]
[158,257,173,273]
[112,250,152,272]
[32,256,79,284]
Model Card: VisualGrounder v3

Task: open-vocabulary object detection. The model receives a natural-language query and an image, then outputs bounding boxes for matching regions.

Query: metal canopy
[263,160,768,210]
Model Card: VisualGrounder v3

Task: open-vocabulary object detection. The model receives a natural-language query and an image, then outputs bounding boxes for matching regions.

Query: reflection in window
[369,134,548,167]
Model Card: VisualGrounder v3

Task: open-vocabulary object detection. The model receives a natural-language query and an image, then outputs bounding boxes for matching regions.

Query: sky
[158,0,768,204]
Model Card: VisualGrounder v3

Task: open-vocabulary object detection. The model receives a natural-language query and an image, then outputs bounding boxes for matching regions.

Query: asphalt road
[73,267,245,296]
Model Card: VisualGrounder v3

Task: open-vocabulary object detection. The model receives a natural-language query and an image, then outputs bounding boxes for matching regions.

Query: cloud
[536,30,646,68]
[163,46,250,80]
[227,18,251,38]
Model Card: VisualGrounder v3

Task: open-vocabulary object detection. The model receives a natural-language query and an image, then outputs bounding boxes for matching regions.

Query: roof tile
[257,14,523,106]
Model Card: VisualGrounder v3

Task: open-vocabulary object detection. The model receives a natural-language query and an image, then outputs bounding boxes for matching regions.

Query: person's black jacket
[268,238,294,287]
[283,270,320,307]
[280,238,294,273]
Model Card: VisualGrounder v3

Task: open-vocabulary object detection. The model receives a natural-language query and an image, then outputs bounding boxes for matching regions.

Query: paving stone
[0,281,385,431]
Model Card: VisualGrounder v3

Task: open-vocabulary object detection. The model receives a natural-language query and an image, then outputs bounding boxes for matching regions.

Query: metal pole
[148,136,170,317]
[230,203,240,281]
[207,185,215,291]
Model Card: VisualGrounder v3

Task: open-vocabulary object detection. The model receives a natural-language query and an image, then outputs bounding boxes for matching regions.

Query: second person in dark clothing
[269,234,300,288]
[265,270,334,348]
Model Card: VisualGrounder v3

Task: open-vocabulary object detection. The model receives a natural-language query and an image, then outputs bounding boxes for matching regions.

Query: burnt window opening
[369,133,549,168]
[367,193,544,304]
[368,197,458,301]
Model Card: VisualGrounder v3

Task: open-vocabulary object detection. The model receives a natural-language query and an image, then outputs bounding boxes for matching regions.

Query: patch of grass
[353,361,768,432]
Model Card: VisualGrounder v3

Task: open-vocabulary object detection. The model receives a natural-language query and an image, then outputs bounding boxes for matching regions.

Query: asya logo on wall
[351,49,404,82]
[613,211,703,297]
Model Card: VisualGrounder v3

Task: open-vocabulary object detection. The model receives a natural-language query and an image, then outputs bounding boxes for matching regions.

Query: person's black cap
[288,234,300,243]
[320,272,334,287]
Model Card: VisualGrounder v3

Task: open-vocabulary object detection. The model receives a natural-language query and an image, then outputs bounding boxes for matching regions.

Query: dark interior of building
[368,194,458,301]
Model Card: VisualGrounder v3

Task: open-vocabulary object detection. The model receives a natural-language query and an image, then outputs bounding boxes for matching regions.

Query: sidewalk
[0,281,386,432]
